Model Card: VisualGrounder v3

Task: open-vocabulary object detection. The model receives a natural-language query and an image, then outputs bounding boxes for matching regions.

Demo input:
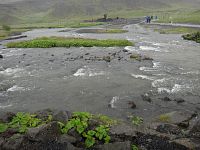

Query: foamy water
[131,74,155,80]
[109,96,119,108]
[74,66,107,77]
[7,85,26,92]
[0,68,24,76]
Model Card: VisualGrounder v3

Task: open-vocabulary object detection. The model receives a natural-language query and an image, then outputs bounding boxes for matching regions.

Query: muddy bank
[0,109,199,150]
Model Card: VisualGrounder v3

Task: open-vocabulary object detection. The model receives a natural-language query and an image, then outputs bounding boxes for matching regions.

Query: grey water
[0,24,200,121]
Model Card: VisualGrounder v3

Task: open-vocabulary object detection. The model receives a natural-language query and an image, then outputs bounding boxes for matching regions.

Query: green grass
[155,9,200,24]
[182,32,200,43]
[69,22,104,28]
[158,114,171,122]
[155,27,200,34]
[7,36,133,48]
[0,28,29,40]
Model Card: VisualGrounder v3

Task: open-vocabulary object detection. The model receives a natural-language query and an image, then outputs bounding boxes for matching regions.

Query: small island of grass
[6,37,133,48]
[182,32,200,43]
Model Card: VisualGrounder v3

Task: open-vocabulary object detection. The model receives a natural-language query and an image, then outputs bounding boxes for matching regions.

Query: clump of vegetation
[59,112,112,148]
[182,32,200,43]
[0,123,8,133]
[8,112,42,133]
[132,144,139,150]
[158,114,171,122]
[7,37,133,48]
[131,116,143,126]
[130,54,142,61]
[0,112,53,134]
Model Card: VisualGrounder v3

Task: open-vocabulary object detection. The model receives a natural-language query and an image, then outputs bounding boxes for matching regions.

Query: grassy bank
[155,27,200,34]
[155,9,200,24]
[7,37,133,48]
[182,32,200,43]
[0,28,29,40]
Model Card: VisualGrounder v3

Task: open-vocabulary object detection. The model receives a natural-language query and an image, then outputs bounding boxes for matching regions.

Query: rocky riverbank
[0,109,199,150]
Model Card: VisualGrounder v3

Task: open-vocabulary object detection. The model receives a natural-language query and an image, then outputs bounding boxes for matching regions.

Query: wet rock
[49,59,55,62]
[26,121,61,142]
[141,94,152,103]
[103,56,111,62]
[173,138,200,150]
[156,124,181,135]
[85,53,90,55]
[128,101,136,109]
[1,128,18,139]
[58,134,77,144]
[136,132,188,150]
[68,128,83,142]
[130,54,141,61]
[35,109,54,121]
[22,54,26,56]
[51,54,54,57]
[142,56,153,61]
[94,141,131,150]
[110,123,136,137]
[161,97,172,102]
[157,111,196,128]
[174,98,185,104]
[1,134,24,150]
[0,54,3,59]
[0,112,15,123]
[189,119,200,138]
[123,49,128,53]
[52,110,71,123]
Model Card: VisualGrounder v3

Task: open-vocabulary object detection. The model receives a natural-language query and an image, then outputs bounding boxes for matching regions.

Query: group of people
[145,16,157,23]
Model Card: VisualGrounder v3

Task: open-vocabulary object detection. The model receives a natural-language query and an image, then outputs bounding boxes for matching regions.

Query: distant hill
[0,0,200,25]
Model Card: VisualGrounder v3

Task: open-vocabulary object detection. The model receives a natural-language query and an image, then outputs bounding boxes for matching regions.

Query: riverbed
[0,24,199,122]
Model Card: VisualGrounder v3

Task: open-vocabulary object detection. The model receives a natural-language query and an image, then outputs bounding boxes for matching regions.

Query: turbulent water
[0,24,200,121]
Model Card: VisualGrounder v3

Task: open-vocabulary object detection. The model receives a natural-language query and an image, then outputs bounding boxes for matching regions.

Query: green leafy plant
[132,144,139,150]
[131,116,143,126]
[8,112,42,133]
[0,123,8,133]
[60,112,111,148]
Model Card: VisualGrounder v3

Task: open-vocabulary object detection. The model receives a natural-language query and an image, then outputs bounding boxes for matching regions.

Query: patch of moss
[158,114,171,122]
[130,54,142,61]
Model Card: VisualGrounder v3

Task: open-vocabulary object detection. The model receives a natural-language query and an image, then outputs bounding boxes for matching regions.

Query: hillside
[0,0,200,25]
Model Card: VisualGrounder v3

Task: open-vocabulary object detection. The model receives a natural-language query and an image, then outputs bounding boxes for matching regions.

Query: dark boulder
[1,134,24,150]
[0,112,15,123]
[0,54,3,59]
[141,94,152,103]
[128,101,136,109]
[156,123,181,135]
[94,141,131,150]
[162,97,172,102]
[52,110,71,123]
[26,121,61,142]
[174,98,185,104]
